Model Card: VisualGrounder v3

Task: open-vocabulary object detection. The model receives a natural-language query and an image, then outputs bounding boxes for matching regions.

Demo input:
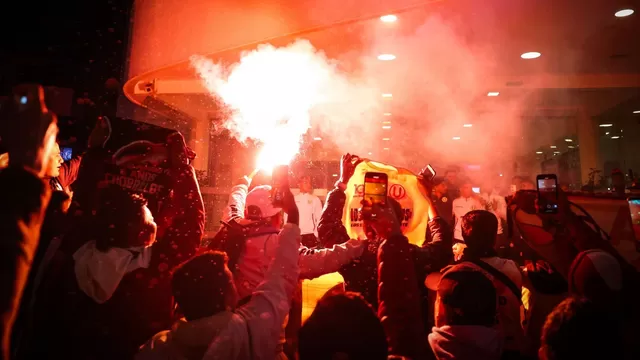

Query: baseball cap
[246,185,282,219]
[569,249,622,303]
[430,264,497,325]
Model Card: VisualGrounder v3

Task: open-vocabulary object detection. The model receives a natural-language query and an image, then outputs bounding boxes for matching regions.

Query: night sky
[0,0,133,147]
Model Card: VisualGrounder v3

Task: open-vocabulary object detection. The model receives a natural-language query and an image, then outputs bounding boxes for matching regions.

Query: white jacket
[137,224,301,360]
[224,184,365,299]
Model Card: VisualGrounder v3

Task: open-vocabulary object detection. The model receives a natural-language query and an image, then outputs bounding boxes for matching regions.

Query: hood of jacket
[428,325,503,360]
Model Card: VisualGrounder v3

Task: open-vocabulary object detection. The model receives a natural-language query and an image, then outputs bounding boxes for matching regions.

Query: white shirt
[452,196,485,240]
[294,192,323,236]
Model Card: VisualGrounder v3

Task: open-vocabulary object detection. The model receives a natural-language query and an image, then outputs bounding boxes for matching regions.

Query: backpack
[205,218,279,272]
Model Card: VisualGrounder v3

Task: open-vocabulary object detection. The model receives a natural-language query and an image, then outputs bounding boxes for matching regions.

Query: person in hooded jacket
[218,170,365,359]
[28,133,204,359]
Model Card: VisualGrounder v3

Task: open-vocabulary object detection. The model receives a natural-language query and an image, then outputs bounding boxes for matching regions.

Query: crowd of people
[1,84,639,360]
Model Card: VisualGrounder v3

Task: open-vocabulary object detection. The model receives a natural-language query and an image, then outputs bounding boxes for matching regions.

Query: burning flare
[191,40,338,171]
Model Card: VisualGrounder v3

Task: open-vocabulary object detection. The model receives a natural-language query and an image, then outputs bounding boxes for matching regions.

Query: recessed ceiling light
[383,112,392,116]
[521,52,541,59]
[382,138,390,141]
[611,136,620,139]
[382,125,391,129]
[383,147,390,150]
[633,110,640,114]
[332,174,338,177]
[380,14,397,23]
[599,123,613,127]
[554,151,560,154]
[615,9,634,17]
[536,151,543,154]
[463,124,473,127]
[550,145,557,148]
[377,54,396,61]
[368,152,373,155]
[452,136,461,140]
[382,121,391,124]
[487,92,500,96]
[499,173,503,177]
[565,139,573,142]
[568,146,575,149]
[382,93,393,98]
[313,137,322,141]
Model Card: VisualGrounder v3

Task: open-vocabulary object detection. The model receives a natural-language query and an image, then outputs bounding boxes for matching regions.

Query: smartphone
[627,197,640,252]
[537,174,559,214]
[271,165,290,207]
[421,164,436,182]
[61,147,73,161]
[363,172,388,220]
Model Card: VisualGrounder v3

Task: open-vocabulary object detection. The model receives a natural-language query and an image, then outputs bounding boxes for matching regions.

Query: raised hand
[339,153,362,184]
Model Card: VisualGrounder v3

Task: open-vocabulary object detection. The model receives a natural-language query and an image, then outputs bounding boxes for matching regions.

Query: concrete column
[576,109,599,186]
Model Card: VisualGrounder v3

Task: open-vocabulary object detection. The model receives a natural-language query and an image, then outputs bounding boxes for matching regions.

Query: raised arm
[299,239,365,280]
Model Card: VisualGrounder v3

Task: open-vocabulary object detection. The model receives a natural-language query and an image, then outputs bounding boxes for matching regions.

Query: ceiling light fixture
[599,123,613,127]
[487,92,500,96]
[382,138,390,141]
[383,147,390,150]
[384,112,392,116]
[611,136,620,139]
[380,14,397,22]
[550,145,557,148]
[332,174,338,177]
[606,132,610,135]
[452,136,461,140]
[382,121,391,124]
[565,139,573,142]
[633,110,640,114]
[382,93,393,98]
[377,54,396,61]
[313,137,322,141]
[536,151,543,154]
[615,9,634,17]
[568,146,575,149]
[521,51,541,59]
[554,151,560,154]
[463,124,473,127]
[382,125,391,129]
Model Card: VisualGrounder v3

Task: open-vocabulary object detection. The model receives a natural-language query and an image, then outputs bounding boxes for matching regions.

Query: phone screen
[363,172,388,219]
[537,175,558,213]
[61,147,73,162]
[628,198,640,249]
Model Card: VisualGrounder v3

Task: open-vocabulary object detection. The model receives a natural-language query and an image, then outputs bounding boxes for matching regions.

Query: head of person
[363,197,403,240]
[434,264,497,328]
[298,174,313,194]
[298,292,388,360]
[245,185,283,228]
[43,142,64,178]
[521,179,535,190]
[172,251,238,321]
[461,210,498,258]
[432,176,448,196]
[445,169,458,185]
[94,186,157,251]
[568,250,623,307]
[459,178,473,198]
[539,296,623,360]
[611,169,625,187]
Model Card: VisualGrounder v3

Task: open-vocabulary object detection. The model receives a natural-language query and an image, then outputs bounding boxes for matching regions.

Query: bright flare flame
[191,40,338,171]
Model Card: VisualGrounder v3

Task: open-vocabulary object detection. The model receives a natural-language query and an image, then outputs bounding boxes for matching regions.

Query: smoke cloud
[191,9,536,177]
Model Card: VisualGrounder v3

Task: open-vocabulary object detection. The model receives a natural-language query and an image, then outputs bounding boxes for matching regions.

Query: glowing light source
[382,137,390,141]
[463,124,473,127]
[487,92,500,96]
[606,132,610,135]
[384,112,392,116]
[380,14,398,22]
[615,9,634,17]
[521,52,541,59]
[499,173,503,177]
[611,136,620,139]
[332,174,338,177]
[313,137,322,141]
[550,145,557,149]
[599,123,613,127]
[568,146,575,149]
[565,139,573,142]
[452,136,461,140]
[554,151,560,154]
[20,96,27,104]
[383,147,390,150]
[633,110,640,114]
[382,93,393,98]
[382,121,391,124]
[536,151,543,154]
[377,54,396,61]
[382,125,391,129]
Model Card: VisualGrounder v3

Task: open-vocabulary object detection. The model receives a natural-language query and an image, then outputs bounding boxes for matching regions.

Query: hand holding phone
[271,165,290,208]
[362,172,388,220]
[537,174,559,214]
